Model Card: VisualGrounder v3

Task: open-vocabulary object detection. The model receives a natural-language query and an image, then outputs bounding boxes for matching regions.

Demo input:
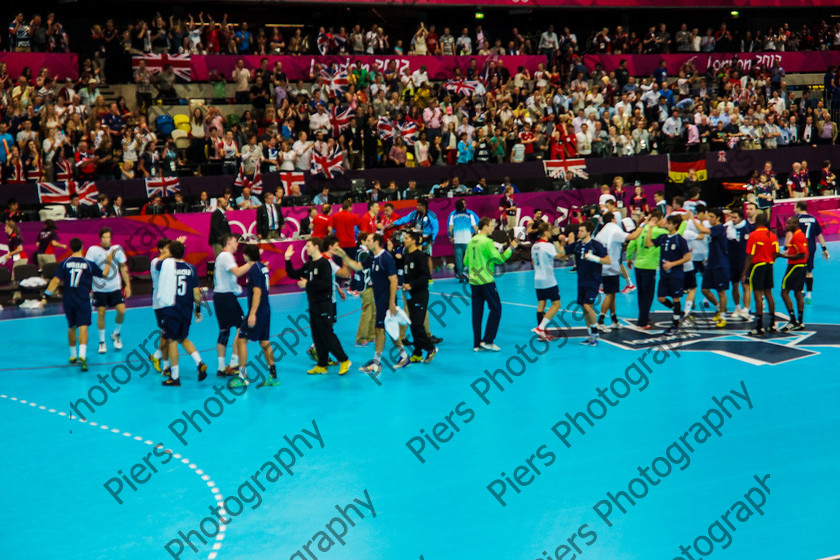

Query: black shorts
[601,275,620,295]
[65,303,92,329]
[154,309,164,328]
[374,292,389,328]
[658,273,685,299]
[577,283,599,306]
[213,292,244,330]
[93,290,124,309]
[240,313,270,342]
[683,269,697,290]
[701,267,730,291]
[536,285,561,302]
[693,260,706,275]
[729,259,745,283]
[782,263,806,292]
[748,262,774,291]
[806,251,816,273]
[161,310,192,342]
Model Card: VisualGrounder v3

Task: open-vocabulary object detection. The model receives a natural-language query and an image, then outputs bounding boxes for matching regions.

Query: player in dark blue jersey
[691,208,730,328]
[647,215,692,335]
[564,221,610,346]
[233,244,278,388]
[726,208,754,321]
[157,241,208,387]
[793,201,830,304]
[40,238,112,371]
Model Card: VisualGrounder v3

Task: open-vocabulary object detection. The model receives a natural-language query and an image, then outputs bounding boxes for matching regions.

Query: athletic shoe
[69,357,77,364]
[216,370,227,378]
[327,360,339,367]
[596,323,611,333]
[307,366,328,375]
[410,355,424,363]
[805,294,812,305]
[739,308,751,320]
[431,336,444,344]
[359,361,382,375]
[598,287,604,294]
[162,377,181,386]
[229,377,249,387]
[729,311,741,321]
[715,318,727,328]
[531,327,554,341]
[793,323,806,331]
[306,346,318,362]
[778,322,798,333]
[767,325,778,334]
[111,333,123,350]
[579,335,598,347]
[338,360,352,375]
[424,348,438,363]
[662,326,677,336]
[197,363,207,382]
[394,354,411,369]
[621,285,637,294]
[713,312,721,322]
[473,346,481,352]
[79,358,88,372]
[480,342,501,352]
[257,376,280,387]
[637,323,651,330]
[98,342,106,354]
[224,366,239,376]
[354,341,370,347]
[149,355,162,373]
[747,327,764,337]
[683,314,696,325]
[162,367,171,377]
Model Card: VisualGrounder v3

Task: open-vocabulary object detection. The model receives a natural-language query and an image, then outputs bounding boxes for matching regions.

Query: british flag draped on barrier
[234,167,264,195]
[543,158,589,179]
[131,53,191,81]
[279,172,306,196]
[145,176,182,198]
[310,147,344,180]
[37,181,99,205]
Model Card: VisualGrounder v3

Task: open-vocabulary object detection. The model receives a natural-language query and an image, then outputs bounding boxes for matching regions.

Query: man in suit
[65,193,85,219]
[88,194,114,218]
[144,195,166,215]
[209,196,232,257]
[256,190,284,240]
[171,192,190,214]
[112,195,126,217]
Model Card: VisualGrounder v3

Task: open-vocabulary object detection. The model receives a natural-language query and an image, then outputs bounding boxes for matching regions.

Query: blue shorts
[729,260,745,283]
[806,250,816,273]
[683,269,697,290]
[374,293,389,328]
[658,274,685,299]
[601,275,620,295]
[93,290,124,309]
[154,309,164,328]
[240,313,270,342]
[577,283,599,306]
[536,285,561,302]
[701,267,730,291]
[65,303,92,328]
[161,310,192,342]
[213,292,244,330]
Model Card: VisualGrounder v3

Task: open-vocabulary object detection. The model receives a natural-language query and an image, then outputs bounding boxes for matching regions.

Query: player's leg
[750,287,765,335]
[765,288,777,331]
[356,288,374,346]
[471,284,486,350]
[804,271,814,303]
[258,339,278,383]
[96,305,107,353]
[180,338,207,381]
[536,298,547,326]
[742,278,752,318]
[68,327,77,363]
[162,338,181,386]
[227,329,242,372]
[481,283,503,350]
[310,305,331,373]
[216,328,230,376]
[780,287,795,329]
[111,301,125,350]
[795,287,805,327]
[716,287,728,327]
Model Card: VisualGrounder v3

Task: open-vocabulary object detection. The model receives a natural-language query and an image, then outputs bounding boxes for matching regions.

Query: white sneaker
[739,308,751,320]
[98,342,107,354]
[479,342,501,352]
[111,333,123,350]
[596,323,611,333]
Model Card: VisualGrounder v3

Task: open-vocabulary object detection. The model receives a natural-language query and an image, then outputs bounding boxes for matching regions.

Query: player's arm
[332,246,362,272]
[585,245,610,265]
[817,233,829,259]
[119,260,132,298]
[40,276,62,307]
[283,245,306,280]
[741,253,753,283]
[248,286,260,327]
[388,273,398,315]
[690,214,710,234]
[644,222,655,248]
[193,286,203,321]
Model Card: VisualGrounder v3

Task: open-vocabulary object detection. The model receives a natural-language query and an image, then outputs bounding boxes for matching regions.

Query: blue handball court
[1,246,838,560]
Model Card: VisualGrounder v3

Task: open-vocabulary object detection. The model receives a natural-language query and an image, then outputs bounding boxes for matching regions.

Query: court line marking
[0,393,228,560]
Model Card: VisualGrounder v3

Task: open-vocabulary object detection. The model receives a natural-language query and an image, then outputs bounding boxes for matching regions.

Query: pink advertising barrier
[0,52,78,80]
[269,0,838,5]
[190,55,544,82]
[583,51,840,77]
[770,196,840,240]
[16,186,660,286]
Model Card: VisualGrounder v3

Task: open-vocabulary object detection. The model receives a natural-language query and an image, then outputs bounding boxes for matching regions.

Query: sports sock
[587,325,596,335]
[673,302,682,326]
[537,311,544,325]
[217,356,225,371]
[269,364,277,378]
[70,346,77,359]
[230,354,240,367]
[190,352,201,366]
[374,351,382,364]
[798,309,804,324]
[170,365,180,380]
[662,299,674,309]
[153,349,163,360]
[99,330,106,343]
[538,317,550,330]
[400,348,409,360]
[611,314,618,324]
[755,313,763,330]
[113,324,121,335]
[597,313,605,324]
[805,277,813,292]
[683,300,694,317]
[162,359,170,370]
[79,344,87,360]
[785,303,795,317]
[238,365,246,379]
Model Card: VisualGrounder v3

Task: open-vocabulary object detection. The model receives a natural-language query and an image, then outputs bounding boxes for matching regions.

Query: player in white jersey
[212,235,255,378]
[85,227,130,354]
[531,222,566,341]
[594,212,643,330]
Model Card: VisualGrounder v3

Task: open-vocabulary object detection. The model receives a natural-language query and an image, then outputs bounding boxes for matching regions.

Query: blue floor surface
[1,245,839,560]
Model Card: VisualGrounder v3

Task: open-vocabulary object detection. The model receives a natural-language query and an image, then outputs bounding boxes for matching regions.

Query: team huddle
[40,194,829,382]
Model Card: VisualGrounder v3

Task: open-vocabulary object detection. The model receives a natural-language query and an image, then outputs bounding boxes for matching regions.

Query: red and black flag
[667,153,707,183]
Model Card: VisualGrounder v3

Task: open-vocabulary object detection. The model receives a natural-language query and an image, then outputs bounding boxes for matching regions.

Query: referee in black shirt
[284,238,352,375]
[402,232,438,363]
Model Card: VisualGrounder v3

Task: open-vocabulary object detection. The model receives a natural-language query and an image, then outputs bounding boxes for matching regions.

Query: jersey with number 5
[55,256,104,310]
[172,261,199,315]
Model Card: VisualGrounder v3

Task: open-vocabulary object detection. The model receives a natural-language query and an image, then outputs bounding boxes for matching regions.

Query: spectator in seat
[89,193,114,218]
[65,193,85,219]
[171,192,190,214]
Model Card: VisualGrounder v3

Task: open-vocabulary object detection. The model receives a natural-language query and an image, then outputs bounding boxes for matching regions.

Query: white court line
[0,394,227,560]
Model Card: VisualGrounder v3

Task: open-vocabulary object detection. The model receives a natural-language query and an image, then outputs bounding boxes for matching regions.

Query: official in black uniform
[402,231,437,362]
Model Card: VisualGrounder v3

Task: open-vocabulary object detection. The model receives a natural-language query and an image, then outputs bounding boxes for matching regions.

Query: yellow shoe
[409,355,423,363]
[338,360,352,375]
[307,366,328,375]
[715,318,727,328]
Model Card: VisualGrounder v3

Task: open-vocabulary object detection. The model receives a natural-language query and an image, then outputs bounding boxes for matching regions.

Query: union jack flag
[145,176,181,198]
[376,117,419,146]
[37,181,99,205]
[234,167,263,195]
[317,32,332,56]
[310,147,344,180]
[399,121,419,146]
[320,67,349,96]
[279,172,306,197]
[444,79,484,97]
[376,116,397,141]
[330,105,354,137]
[131,53,192,82]
[543,158,589,179]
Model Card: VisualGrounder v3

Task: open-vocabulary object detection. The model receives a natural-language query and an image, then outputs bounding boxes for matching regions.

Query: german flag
[668,153,707,183]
